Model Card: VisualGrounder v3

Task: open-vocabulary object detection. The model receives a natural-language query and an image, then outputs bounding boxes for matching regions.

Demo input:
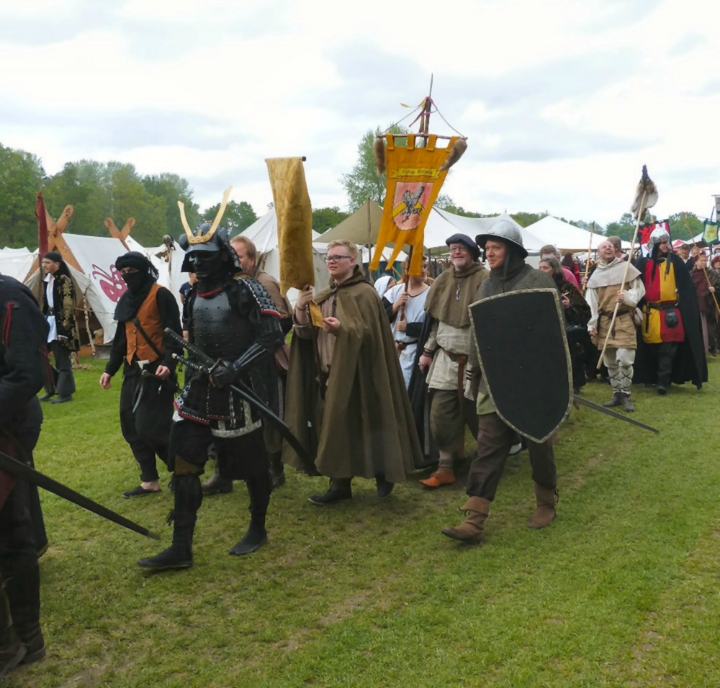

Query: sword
[167,331,318,475]
[0,449,160,539]
[573,394,659,434]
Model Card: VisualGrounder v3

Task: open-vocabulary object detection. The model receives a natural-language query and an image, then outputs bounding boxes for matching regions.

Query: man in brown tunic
[285,240,422,504]
[586,240,645,412]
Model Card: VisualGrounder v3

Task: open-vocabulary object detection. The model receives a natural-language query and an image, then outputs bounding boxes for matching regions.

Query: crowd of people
[0,217,715,677]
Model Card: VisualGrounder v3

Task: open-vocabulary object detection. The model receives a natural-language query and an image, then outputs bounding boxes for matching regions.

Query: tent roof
[315,199,382,245]
[523,216,605,251]
[241,208,320,249]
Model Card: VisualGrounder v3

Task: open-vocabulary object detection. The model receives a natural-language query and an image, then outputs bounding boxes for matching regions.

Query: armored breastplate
[192,289,253,361]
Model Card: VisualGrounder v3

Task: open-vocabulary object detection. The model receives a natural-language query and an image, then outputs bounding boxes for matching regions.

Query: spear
[597,166,658,368]
[683,214,720,316]
[582,221,595,296]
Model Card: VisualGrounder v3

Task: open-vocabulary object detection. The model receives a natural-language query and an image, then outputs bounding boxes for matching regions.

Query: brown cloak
[283,267,422,482]
[424,262,488,328]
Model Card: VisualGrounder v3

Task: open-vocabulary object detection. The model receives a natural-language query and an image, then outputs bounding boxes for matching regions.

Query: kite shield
[469,288,572,443]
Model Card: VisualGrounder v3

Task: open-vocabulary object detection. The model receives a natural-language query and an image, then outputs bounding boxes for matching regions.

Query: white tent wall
[523,216,605,252]
[0,247,37,282]
[240,209,330,305]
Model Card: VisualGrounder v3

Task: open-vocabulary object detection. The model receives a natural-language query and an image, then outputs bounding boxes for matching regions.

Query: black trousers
[466,412,556,502]
[119,372,175,482]
[169,420,271,526]
[46,341,75,397]
[656,342,678,388]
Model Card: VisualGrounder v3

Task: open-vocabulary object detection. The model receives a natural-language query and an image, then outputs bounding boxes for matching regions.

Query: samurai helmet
[475,219,528,259]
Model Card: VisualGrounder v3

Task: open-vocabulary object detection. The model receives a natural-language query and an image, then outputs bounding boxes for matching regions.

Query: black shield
[469,289,571,443]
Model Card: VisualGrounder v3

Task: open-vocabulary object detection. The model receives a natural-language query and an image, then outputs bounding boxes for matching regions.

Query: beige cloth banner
[265,157,314,296]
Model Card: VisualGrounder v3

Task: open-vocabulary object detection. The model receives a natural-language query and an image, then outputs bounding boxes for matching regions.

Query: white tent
[0,247,37,282]
[523,216,606,252]
[240,209,329,305]
[316,199,382,246]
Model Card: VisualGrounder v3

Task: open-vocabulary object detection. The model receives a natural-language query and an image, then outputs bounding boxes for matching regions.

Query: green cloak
[283,267,423,483]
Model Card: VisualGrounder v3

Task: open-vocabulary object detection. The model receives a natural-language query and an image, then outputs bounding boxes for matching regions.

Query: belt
[439,347,469,401]
[394,340,418,351]
[646,301,678,311]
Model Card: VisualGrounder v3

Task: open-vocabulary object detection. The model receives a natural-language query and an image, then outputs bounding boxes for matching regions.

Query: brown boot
[527,483,557,529]
[441,497,490,543]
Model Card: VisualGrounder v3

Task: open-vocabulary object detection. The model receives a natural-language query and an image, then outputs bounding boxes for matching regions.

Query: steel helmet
[475,219,528,259]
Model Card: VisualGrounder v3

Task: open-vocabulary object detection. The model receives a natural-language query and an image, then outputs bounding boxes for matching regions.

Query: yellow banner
[370,134,457,276]
[265,157,314,295]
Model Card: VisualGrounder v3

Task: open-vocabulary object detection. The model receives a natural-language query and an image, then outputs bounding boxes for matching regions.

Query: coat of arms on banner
[703,221,719,246]
[393,182,433,229]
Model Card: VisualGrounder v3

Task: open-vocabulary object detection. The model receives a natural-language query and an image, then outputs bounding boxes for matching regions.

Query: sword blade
[573,394,659,434]
[0,450,161,539]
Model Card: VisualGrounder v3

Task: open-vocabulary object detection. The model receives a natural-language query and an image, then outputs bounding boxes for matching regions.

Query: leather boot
[527,483,557,529]
[0,585,25,678]
[621,393,635,412]
[138,475,202,571]
[308,478,352,505]
[419,470,455,489]
[6,565,44,664]
[202,464,233,495]
[230,473,270,555]
[268,452,285,490]
[602,392,622,408]
[441,497,490,543]
[375,474,394,498]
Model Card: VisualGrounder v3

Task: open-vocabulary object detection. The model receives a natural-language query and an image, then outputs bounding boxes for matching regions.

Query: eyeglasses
[325,255,353,263]
[448,246,469,254]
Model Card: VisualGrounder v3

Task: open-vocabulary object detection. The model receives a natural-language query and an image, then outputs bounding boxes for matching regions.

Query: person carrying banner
[99,252,183,498]
[39,251,79,404]
[585,240,645,412]
[138,212,285,570]
[634,227,707,394]
[442,221,559,544]
[284,240,422,504]
[416,234,487,489]
[0,273,49,674]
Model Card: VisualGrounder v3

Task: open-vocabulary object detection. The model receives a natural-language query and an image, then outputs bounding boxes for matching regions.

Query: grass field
[6,357,720,687]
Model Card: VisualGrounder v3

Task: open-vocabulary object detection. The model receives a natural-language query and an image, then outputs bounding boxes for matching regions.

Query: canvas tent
[523,216,606,252]
[0,247,37,282]
[240,208,329,305]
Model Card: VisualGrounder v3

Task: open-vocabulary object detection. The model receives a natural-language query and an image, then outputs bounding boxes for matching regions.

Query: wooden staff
[597,193,648,368]
[582,221,595,296]
[684,216,720,316]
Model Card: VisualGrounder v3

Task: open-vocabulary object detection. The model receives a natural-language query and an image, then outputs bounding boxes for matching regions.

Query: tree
[511,211,547,228]
[668,212,703,242]
[340,125,409,211]
[202,200,258,235]
[312,207,349,234]
[605,213,635,242]
[142,173,201,239]
[0,144,45,247]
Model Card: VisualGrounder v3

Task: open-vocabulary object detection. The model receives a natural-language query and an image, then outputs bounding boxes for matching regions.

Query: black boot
[268,452,285,490]
[202,464,233,495]
[0,585,25,678]
[375,473,394,498]
[309,478,352,505]
[230,473,271,555]
[6,565,44,665]
[602,392,622,407]
[138,475,202,571]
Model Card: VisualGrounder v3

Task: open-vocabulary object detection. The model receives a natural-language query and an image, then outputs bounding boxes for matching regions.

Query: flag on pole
[370,134,458,276]
[703,220,719,246]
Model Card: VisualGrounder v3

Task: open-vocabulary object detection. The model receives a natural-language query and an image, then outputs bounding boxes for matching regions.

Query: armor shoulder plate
[237,278,281,318]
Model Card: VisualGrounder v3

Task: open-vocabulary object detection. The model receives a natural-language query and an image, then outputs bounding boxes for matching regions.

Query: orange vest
[125,283,164,364]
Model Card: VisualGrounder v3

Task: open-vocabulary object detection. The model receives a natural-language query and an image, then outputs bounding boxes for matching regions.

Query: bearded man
[442,221,559,544]
[416,233,487,489]
[99,252,183,497]
[586,240,645,412]
[138,220,285,571]
[634,227,707,395]
[284,240,422,504]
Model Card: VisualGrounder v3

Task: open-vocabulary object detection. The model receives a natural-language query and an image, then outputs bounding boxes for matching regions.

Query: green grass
[7,357,720,687]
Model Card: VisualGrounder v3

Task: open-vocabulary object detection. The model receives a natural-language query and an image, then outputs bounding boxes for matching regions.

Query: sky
[1,0,719,227]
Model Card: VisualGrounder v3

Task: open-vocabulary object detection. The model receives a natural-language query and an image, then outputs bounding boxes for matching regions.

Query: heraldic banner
[638,219,671,256]
[703,220,719,246]
[370,133,459,276]
[266,157,314,296]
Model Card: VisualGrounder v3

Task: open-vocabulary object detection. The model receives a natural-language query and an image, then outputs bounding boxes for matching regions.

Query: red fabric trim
[197,287,224,298]
[2,303,12,346]
[260,308,281,318]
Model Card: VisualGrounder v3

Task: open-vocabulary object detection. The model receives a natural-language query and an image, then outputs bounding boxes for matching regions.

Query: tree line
[0,138,707,250]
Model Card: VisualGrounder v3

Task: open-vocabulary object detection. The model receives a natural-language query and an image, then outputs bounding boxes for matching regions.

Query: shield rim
[469,287,573,443]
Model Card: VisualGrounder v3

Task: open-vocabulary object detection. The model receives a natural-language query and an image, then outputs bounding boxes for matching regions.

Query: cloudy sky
[1,0,719,226]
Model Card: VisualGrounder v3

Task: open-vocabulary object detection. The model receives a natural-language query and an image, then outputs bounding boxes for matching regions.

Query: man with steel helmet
[417,233,487,489]
[442,219,560,544]
[633,226,706,394]
[138,200,285,571]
